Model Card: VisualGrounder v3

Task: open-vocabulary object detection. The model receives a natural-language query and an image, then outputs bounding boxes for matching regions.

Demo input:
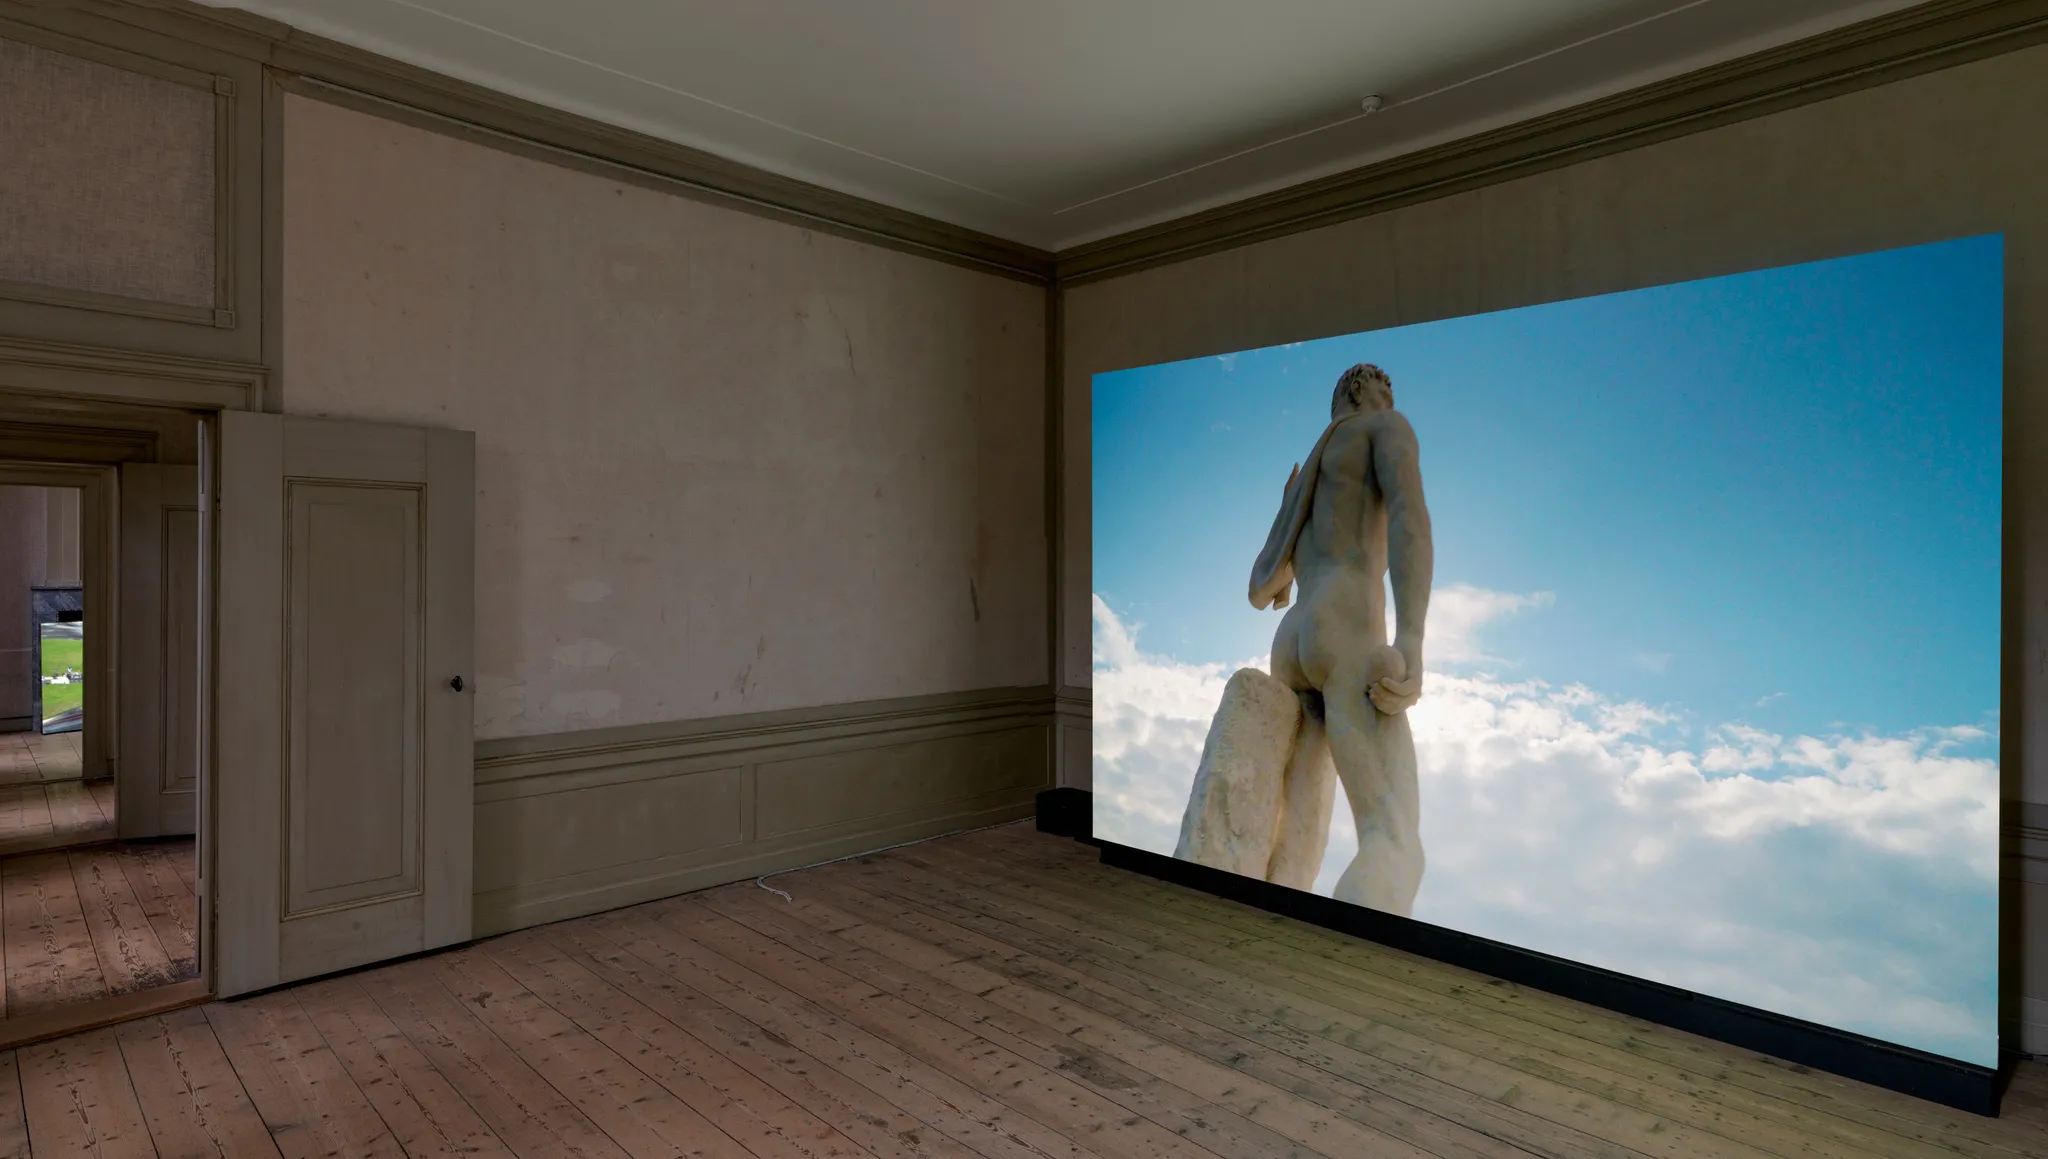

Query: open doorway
[0,455,201,1042]
[1,485,112,852]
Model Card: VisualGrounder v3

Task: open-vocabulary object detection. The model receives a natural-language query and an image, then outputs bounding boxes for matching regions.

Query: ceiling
[202,0,1922,250]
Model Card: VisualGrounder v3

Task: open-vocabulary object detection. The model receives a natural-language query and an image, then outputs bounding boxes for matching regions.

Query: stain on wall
[282,96,1048,739]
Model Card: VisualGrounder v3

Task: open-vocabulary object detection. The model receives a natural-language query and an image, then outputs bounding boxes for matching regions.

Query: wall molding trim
[474,685,1053,785]
[1055,0,2048,286]
[10,0,1056,286]
[471,686,1057,935]
[0,334,264,411]
[0,1,266,363]
[20,0,2048,293]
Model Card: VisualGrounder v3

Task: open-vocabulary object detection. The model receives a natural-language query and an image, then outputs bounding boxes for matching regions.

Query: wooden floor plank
[116,841,199,981]
[17,1027,157,1158]
[590,907,1105,1159]
[1006,855,1993,1159]
[115,1006,284,1159]
[2,854,106,1017]
[847,851,1789,1159]
[480,930,878,1159]
[549,921,989,1159]
[40,783,104,840]
[0,746,35,787]
[651,897,1240,1159]
[793,864,1645,1159]
[0,780,112,859]
[972,828,2046,1159]
[70,847,183,998]
[363,956,635,1159]
[0,1052,27,1159]
[0,840,198,1045]
[23,738,80,785]
[431,945,760,1159]
[0,822,2036,1159]
[909,836,1965,1159]
[696,880,1373,1159]
[293,975,520,1159]
[0,789,51,846]
[0,788,30,841]
[206,992,408,1159]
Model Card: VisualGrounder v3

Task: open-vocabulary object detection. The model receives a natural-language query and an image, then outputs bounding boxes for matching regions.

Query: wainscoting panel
[2009,802,2048,1055]
[471,686,1054,935]
[1055,691,1091,790]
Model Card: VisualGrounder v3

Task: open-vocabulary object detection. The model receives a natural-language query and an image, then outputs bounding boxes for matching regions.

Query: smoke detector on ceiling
[1359,94,1386,115]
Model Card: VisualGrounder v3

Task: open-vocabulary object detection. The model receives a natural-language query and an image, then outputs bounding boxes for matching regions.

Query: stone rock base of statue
[1173,668,1335,889]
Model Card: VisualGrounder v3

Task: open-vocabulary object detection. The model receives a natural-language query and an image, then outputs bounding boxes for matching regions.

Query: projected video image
[1090,236,2002,1066]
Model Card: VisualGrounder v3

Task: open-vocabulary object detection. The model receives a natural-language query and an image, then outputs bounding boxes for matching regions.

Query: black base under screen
[1031,787,2004,1116]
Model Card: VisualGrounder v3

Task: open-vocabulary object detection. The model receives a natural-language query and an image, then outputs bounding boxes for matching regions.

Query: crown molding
[1055,0,2048,286]
[17,1,2042,290]
[5,0,1056,285]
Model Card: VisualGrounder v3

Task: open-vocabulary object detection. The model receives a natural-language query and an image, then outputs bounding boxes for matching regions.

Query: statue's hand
[1368,672,1422,715]
[1362,643,1421,715]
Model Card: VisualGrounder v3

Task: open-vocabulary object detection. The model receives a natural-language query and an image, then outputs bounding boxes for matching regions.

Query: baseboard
[0,979,209,1052]
[1081,827,2000,1116]
[471,686,1056,935]
[0,715,31,734]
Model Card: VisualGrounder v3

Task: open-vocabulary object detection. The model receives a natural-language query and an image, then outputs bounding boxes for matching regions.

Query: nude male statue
[1252,362,1433,916]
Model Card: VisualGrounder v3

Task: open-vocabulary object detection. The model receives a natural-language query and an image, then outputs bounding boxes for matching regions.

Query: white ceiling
[204,0,1922,250]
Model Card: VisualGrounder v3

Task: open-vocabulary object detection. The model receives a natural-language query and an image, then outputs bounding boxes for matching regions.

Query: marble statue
[1174,363,1433,916]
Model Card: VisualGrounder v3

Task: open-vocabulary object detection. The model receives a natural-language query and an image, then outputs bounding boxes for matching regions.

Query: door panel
[215,411,473,996]
[286,481,421,915]
[118,464,199,837]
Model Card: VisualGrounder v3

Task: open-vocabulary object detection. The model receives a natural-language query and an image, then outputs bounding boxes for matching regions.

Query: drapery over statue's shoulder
[1249,414,1357,610]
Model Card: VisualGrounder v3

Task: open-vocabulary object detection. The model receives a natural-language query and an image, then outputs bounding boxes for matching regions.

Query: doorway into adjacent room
[1,485,110,854]
[0,454,202,1044]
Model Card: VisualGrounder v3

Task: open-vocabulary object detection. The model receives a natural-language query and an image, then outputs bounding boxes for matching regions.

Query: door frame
[1,334,267,1005]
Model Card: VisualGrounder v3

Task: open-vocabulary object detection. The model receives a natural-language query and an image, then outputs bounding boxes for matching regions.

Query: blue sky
[1094,235,2003,745]
[1089,235,2004,1065]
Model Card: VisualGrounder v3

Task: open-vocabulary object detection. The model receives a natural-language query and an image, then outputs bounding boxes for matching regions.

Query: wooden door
[213,412,474,996]
[117,463,200,838]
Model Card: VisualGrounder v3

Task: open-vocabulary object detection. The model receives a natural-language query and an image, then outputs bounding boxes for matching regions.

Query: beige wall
[281,95,1049,742]
[1061,45,2048,1049]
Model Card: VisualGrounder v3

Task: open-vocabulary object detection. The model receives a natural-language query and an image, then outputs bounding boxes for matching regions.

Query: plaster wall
[281,95,1049,741]
[1061,43,2048,1052]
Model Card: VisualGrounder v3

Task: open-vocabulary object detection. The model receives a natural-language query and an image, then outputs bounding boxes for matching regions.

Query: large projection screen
[1090,235,2002,1069]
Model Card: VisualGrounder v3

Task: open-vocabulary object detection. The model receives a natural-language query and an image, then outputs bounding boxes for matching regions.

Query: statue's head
[1331,363,1393,419]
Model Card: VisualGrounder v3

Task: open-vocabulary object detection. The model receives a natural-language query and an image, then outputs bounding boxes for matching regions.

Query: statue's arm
[1373,411,1433,680]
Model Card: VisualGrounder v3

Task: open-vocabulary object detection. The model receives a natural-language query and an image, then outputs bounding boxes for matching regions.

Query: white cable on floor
[753,817,1025,902]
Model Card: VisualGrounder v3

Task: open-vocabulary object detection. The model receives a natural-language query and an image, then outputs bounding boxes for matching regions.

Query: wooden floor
[0,734,110,859]
[0,734,82,785]
[0,781,112,859]
[0,839,197,1023]
[0,822,2039,1159]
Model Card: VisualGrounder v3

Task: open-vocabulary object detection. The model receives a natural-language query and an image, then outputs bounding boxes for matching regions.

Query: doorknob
[450,676,465,692]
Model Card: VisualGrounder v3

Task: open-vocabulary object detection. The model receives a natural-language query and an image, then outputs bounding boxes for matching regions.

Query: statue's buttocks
[1176,364,1434,916]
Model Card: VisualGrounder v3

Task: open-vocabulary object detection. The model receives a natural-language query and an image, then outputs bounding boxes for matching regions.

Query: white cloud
[1090,595,1999,1066]
[1406,582,1554,667]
